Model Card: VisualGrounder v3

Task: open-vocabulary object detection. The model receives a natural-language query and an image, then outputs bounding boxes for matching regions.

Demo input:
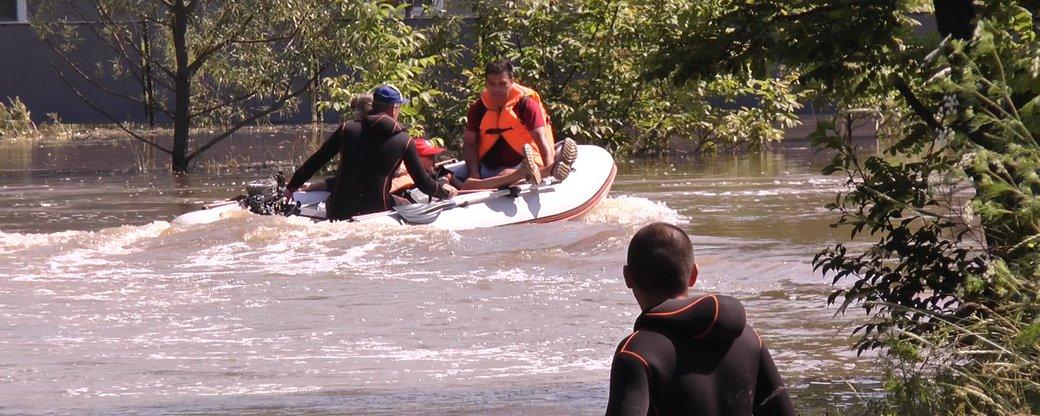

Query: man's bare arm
[529,126,554,166]
[463,129,481,179]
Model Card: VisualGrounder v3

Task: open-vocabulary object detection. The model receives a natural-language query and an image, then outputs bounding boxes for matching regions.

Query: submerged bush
[0,97,38,139]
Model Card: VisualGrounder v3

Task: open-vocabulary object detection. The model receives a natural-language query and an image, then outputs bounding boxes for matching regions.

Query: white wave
[0,221,169,255]
[0,229,84,252]
[581,195,684,226]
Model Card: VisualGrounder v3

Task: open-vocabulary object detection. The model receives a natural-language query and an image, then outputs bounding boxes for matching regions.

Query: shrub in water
[0,97,38,139]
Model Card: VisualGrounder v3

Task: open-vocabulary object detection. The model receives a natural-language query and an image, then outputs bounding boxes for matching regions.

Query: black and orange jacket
[606,294,795,416]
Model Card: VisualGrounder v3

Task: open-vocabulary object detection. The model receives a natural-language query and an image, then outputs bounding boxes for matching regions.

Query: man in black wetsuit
[606,223,795,416]
[285,85,457,220]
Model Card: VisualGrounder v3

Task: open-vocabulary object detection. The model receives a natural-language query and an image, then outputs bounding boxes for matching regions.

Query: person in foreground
[606,223,795,416]
[285,85,457,220]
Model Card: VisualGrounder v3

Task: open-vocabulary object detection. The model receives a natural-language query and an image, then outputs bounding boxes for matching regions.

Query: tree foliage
[34,0,428,172]
[653,0,1039,413]
[423,0,807,154]
[317,6,466,141]
[316,0,808,155]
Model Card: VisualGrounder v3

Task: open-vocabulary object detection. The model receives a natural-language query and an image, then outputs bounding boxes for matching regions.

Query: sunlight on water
[0,136,879,414]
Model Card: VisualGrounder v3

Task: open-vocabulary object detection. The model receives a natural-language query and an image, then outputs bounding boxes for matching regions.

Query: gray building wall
[0,22,156,123]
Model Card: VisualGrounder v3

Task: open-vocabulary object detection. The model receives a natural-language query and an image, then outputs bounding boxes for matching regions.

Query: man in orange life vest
[451,59,577,189]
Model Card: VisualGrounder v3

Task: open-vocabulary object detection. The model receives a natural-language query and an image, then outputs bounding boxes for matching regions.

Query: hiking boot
[522,143,542,185]
[551,138,578,181]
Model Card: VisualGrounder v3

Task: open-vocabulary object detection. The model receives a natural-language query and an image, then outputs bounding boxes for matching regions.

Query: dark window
[0,0,17,21]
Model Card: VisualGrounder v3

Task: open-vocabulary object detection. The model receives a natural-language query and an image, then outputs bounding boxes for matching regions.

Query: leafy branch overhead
[653,0,1039,413]
[455,0,808,154]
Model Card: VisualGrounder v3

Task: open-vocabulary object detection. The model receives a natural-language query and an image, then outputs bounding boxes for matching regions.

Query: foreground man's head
[624,222,699,310]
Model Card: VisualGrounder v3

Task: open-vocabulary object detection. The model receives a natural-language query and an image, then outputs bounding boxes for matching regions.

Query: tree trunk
[310,64,321,124]
[141,21,156,127]
[171,0,192,173]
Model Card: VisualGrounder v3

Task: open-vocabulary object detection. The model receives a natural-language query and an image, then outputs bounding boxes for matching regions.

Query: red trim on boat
[524,162,617,225]
[350,159,617,227]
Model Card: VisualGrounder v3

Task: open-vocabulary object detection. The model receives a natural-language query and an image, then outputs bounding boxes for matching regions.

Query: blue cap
[372,84,409,105]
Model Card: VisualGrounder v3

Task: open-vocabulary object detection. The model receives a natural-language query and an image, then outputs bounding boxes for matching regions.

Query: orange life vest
[478,83,554,166]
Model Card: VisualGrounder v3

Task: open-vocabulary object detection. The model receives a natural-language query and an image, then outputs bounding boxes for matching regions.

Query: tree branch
[80,0,177,80]
[189,90,257,118]
[78,13,177,103]
[187,10,258,74]
[186,70,323,161]
[892,75,944,131]
[772,0,880,23]
[44,38,174,118]
[51,62,173,155]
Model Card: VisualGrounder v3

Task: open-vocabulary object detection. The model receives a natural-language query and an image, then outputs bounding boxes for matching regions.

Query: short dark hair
[626,222,695,297]
[371,101,397,114]
[485,59,514,79]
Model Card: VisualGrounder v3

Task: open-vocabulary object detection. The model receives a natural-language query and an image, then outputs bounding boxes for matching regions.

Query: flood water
[0,126,881,415]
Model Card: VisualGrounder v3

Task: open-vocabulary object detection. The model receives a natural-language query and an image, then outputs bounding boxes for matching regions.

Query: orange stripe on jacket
[643,295,720,339]
[618,331,657,415]
[618,331,651,371]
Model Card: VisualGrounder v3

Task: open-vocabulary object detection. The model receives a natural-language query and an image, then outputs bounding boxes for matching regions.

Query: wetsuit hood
[634,294,747,344]
[360,114,406,137]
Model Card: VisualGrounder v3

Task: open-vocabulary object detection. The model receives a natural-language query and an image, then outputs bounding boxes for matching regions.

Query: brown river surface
[0,126,880,414]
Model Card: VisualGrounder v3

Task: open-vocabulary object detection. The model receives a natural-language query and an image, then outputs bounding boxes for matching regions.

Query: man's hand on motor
[283,187,297,201]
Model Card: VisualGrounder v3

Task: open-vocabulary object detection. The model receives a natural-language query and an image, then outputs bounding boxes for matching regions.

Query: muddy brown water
[0,126,881,414]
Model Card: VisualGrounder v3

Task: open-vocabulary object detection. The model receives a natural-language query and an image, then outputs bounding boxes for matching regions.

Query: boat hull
[172,145,616,230]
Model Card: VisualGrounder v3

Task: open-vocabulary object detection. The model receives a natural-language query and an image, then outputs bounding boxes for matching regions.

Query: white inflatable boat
[172,144,616,230]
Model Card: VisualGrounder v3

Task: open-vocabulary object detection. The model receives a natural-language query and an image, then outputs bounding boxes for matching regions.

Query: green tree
[33,0,418,172]
[318,10,466,142]
[651,0,1040,413]
[439,0,807,154]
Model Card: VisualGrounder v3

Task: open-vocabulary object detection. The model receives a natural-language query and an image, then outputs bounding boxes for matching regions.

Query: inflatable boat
[172,144,616,230]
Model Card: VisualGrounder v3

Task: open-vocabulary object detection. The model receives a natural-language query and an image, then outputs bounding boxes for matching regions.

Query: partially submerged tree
[33,0,414,172]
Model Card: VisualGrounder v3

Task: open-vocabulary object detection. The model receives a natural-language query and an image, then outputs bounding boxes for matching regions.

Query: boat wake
[1,195,680,256]
[580,195,684,226]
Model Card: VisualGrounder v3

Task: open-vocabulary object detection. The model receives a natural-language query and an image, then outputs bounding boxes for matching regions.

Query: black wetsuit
[287,114,449,220]
[606,294,795,416]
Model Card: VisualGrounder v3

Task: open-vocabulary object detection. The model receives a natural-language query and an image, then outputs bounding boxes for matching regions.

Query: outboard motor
[244,173,299,216]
